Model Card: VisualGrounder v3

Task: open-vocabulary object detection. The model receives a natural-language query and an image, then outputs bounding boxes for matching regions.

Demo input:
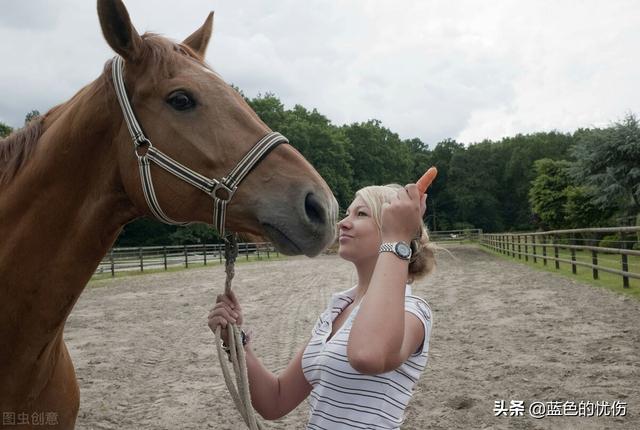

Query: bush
[599,234,622,249]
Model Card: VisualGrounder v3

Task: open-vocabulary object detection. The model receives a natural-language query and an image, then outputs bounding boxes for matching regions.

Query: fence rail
[429,229,483,242]
[479,227,640,288]
[94,242,279,278]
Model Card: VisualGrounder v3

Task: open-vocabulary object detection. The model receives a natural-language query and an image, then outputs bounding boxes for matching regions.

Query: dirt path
[66,246,640,429]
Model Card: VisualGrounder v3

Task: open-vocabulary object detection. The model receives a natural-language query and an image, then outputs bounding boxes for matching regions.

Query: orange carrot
[416,166,438,194]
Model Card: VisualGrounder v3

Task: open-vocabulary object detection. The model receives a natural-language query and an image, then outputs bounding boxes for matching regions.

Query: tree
[448,140,504,231]
[25,110,40,124]
[529,159,573,230]
[0,121,12,138]
[570,114,640,217]
[168,223,221,245]
[563,185,613,229]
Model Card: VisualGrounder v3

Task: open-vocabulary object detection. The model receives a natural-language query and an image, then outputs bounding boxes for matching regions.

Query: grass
[88,254,290,286]
[477,243,640,301]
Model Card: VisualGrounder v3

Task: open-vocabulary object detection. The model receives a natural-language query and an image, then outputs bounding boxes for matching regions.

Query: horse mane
[0,116,46,185]
[0,33,205,187]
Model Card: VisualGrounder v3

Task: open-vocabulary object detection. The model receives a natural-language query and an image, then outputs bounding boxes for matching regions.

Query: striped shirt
[301,285,432,430]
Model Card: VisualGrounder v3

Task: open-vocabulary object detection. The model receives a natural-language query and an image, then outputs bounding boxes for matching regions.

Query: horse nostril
[304,192,326,226]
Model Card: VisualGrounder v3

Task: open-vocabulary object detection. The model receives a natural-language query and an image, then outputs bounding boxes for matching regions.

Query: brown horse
[0,1,338,428]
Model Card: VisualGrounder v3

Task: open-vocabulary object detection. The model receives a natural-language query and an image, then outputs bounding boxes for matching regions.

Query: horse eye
[167,91,196,111]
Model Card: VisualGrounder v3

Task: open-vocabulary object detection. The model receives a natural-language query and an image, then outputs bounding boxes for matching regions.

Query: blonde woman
[208,182,435,429]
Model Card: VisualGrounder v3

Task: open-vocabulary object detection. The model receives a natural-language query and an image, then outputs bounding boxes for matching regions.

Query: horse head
[98,0,338,256]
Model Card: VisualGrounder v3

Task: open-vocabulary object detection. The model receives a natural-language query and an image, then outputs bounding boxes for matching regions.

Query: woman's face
[337,196,381,263]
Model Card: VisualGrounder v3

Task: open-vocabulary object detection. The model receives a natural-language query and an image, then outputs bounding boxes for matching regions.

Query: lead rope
[214,234,265,430]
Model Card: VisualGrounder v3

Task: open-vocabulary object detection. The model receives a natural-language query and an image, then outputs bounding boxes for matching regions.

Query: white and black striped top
[302,285,432,430]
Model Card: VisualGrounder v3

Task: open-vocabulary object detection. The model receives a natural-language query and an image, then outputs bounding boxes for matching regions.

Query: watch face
[396,242,411,259]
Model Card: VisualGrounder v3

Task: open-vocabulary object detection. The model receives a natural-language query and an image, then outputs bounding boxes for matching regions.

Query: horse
[0,1,338,428]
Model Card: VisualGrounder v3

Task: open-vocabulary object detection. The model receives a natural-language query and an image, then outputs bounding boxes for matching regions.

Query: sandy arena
[66,245,640,429]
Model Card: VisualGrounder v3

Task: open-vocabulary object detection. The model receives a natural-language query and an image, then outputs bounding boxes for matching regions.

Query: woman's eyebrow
[345,205,367,213]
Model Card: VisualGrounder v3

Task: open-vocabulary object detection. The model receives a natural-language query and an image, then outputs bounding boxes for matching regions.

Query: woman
[208,182,435,429]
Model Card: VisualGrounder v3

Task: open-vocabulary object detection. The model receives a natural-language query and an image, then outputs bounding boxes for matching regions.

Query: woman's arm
[244,343,312,420]
[348,184,427,374]
[347,253,425,374]
[208,292,312,420]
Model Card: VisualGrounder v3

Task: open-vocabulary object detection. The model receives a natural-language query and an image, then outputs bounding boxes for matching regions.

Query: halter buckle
[134,137,152,158]
[212,180,237,202]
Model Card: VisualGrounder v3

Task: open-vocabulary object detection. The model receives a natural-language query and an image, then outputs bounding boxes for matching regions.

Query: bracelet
[221,329,249,355]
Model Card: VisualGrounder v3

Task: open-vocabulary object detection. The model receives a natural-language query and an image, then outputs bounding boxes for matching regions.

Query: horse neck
[0,75,138,360]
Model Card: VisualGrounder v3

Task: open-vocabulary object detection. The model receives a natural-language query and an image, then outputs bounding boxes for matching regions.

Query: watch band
[379,242,397,254]
[379,241,412,260]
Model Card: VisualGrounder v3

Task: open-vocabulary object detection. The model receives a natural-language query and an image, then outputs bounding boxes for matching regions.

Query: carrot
[416,166,438,194]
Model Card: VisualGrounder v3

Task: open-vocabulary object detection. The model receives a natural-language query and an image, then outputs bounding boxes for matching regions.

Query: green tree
[115,218,177,247]
[570,114,640,216]
[25,110,40,124]
[342,120,413,192]
[280,105,353,207]
[448,140,504,231]
[424,139,463,230]
[247,93,286,131]
[529,159,573,229]
[563,185,612,229]
[168,223,221,245]
[0,121,12,138]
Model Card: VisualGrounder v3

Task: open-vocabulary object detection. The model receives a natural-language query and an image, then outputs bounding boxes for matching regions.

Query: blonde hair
[355,184,436,283]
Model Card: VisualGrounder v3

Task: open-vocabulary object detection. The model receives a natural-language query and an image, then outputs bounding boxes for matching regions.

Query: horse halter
[111,56,288,237]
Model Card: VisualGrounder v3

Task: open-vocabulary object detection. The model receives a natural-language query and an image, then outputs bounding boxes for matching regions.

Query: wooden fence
[94,242,279,278]
[428,229,483,243]
[479,226,640,288]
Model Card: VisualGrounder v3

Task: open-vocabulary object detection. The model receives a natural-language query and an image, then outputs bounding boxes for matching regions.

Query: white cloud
[1,0,639,146]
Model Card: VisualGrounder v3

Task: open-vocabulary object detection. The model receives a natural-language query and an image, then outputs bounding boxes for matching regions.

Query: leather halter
[111,55,288,237]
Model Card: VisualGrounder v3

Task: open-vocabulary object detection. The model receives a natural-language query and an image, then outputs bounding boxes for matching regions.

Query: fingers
[216,293,236,309]
[420,194,427,217]
[404,183,420,201]
[208,302,240,324]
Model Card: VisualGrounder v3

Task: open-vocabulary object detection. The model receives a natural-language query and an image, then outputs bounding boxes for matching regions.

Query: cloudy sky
[1,0,639,146]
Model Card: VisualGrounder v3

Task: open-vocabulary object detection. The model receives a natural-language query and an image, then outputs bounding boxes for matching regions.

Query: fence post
[524,235,528,262]
[511,235,516,258]
[184,245,188,268]
[517,235,521,259]
[246,243,249,261]
[622,253,630,288]
[542,236,547,266]
[163,246,167,271]
[570,248,577,274]
[532,235,536,264]
[139,247,144,272]
[110,249,115,277]
[554,244,559,270]
[219,244,223,264]
[591,250,598,280]
[203,243,207,266]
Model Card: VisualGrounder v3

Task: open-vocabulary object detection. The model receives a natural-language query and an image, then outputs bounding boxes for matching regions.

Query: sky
[1,0,639,146]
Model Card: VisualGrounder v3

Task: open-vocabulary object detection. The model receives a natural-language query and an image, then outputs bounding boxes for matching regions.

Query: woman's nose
[338,217,351,229]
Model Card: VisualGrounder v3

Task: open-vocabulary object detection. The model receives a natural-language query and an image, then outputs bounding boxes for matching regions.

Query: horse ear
[97,0,143,62]
[183,12,214,59]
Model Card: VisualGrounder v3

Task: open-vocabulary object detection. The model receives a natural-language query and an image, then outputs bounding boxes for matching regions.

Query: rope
[214,233,265,430]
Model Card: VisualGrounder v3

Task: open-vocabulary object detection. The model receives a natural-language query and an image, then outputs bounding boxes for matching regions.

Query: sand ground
[66,245,640,429]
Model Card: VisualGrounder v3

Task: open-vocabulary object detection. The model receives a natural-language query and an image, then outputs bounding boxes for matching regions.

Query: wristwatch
[379,241,412,260]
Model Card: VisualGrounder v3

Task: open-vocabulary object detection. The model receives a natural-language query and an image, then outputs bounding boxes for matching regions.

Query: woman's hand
[381,184,428,243]
[208,291,243,344]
